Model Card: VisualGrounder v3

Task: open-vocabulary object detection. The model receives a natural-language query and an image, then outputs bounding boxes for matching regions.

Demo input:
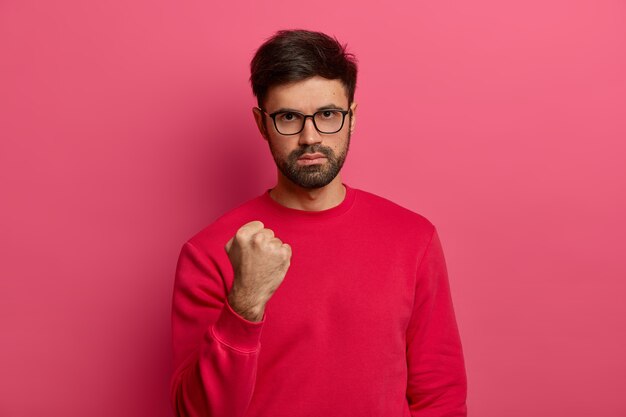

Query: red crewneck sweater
[170,183,467,417]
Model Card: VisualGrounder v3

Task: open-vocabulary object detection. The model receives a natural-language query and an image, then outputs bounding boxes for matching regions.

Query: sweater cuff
[212,299,265,352]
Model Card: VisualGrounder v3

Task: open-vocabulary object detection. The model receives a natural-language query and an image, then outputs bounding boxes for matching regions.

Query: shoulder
[354,187,435,234]
[352,186,438,259]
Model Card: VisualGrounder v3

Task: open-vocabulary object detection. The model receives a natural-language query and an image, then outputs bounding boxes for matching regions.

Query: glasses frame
[258,107,351,136]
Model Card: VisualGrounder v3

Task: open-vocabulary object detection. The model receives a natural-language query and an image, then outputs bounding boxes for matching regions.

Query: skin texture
[225,76,358,321]
[253,76,357,211]
[225,220,291,322]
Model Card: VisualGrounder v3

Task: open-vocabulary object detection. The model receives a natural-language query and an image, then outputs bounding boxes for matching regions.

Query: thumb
[224,236,234,253]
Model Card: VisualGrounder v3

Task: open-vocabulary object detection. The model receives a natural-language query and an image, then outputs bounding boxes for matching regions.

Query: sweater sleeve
[169,241,265,417]
[406,227,468,417]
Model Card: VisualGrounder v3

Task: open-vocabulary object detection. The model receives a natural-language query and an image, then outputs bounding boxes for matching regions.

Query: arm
[170,241,265,417]
[406,227,468,417]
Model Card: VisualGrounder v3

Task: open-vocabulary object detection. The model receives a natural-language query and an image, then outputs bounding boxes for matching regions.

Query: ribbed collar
[260,182,357,221]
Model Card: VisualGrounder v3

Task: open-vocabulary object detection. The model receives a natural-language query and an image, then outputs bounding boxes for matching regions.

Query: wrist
[228,290,266,322]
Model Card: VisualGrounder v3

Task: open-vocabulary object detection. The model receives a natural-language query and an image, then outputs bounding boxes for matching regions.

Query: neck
[269,174,346,211]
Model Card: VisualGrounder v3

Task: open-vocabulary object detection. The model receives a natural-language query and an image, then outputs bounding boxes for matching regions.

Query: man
[170,29,467,417]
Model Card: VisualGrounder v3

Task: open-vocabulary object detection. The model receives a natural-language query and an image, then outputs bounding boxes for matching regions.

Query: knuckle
[235,228,247,242]
[252,232,265,244]
[238,220,264,238]
[266,238,280,250]
[249,220,264,230]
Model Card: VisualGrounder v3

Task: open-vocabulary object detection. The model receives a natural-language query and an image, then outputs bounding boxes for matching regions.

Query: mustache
[292,146,332,159]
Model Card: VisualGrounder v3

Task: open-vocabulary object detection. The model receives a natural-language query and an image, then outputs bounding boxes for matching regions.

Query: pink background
[1,1,625,416]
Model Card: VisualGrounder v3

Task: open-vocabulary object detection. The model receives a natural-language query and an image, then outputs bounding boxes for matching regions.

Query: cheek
[268,139,292,156]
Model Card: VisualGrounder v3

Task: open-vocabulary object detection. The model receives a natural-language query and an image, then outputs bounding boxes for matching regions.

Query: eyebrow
[271,104,346,113]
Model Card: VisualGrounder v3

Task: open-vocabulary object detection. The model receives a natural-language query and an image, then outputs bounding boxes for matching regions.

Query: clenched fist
[224,220,292,322]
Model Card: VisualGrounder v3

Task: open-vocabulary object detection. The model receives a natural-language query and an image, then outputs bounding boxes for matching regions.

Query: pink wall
[1,1,625,416]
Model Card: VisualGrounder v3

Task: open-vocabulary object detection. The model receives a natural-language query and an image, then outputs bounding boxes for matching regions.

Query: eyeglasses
[258,107,351,135]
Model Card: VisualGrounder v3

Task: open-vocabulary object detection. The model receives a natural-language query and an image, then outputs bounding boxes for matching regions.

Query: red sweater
[170,183,467,416]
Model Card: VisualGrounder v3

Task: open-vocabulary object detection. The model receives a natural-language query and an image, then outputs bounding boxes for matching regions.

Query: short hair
[250,29,358,108]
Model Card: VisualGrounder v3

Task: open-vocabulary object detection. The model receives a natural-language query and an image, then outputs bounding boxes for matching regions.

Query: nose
[298,116,322,145]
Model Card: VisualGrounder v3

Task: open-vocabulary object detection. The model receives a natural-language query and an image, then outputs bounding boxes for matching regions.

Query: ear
[252,107,269,141]
[349,102,358,134]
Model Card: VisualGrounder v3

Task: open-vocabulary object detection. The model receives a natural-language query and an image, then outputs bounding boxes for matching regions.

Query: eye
[320,110,339,119]
[278,112,302,122]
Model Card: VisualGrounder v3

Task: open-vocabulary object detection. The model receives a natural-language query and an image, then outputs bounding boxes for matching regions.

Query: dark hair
[250,29,358,108]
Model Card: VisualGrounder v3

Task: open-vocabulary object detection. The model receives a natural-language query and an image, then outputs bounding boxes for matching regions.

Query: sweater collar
[260,182,357,221]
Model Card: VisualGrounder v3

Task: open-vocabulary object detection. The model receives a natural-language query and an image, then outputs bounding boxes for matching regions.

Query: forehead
[264,76,349,111]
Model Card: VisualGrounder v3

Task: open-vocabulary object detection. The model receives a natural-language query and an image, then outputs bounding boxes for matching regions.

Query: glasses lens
[274,112,305,135]
[314,110,344,133]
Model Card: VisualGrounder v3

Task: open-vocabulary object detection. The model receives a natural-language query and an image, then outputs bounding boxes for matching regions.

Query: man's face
[253,76,357,189]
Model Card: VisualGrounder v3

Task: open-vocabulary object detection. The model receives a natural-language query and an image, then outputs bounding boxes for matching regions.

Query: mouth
[298,152,326,160]
[297,153,327,165]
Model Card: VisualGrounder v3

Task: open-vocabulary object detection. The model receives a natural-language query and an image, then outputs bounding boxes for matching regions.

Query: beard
[268,130,351,189]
